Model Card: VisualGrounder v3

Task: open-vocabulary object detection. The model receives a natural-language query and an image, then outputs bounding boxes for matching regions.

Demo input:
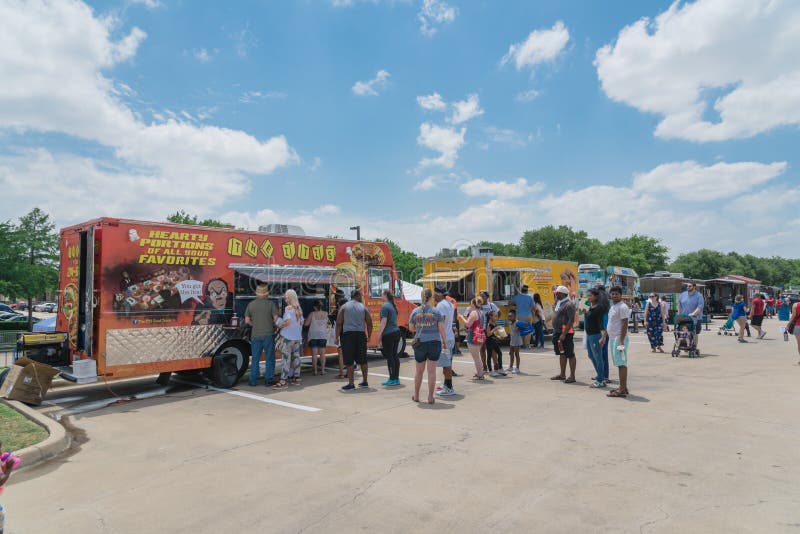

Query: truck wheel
[210,354,239,388]
[215,341,250,382]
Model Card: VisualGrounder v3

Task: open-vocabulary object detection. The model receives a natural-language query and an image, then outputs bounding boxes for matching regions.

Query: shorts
[611,336,630,367]
[751,315,764,327]
[308,338,327,349]
[553,332,575,357]
[340,331,367,366]
[735,317,747,328]
[414,339,442,363]
[437,341,453,367]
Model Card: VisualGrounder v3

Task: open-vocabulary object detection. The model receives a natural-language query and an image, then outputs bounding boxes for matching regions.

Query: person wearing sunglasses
[679,282,705,352]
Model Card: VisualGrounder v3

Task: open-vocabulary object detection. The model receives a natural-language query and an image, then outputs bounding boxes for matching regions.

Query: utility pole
[349,225,361,240]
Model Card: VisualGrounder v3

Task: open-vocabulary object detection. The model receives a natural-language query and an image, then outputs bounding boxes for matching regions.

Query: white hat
[555,285,569,295]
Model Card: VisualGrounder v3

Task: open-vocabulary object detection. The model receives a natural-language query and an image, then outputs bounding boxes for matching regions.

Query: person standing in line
[678,281,705,351]
[378,289,402,387]
[458,297,486,380]
[245,284,280,387]
[511,285,535,348]
[273,289,304,388]
[336,290,373,391]
[660,295,671,332]
[584,288,607,388]
[433,287,457,396]
[479,290,500,373]
[532,293,545,349]
[445,292,462,355]
[607,287,631,398]
[330,289,348,379]
[643,292,664,353]
[305,300,329,375]
[506,309,522,374]
[550,285,577,383]
[786,300,800,365]
[485,310,506,377]
[409,288,448,404]
[731,295,749,343]
[749,293,767,339]
[631,299,641,333]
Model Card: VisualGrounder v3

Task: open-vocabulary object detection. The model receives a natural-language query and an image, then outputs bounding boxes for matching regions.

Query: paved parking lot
[5,321,800,533]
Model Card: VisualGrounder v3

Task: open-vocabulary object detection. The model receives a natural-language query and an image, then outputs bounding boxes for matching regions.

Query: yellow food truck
[418,247,579,329]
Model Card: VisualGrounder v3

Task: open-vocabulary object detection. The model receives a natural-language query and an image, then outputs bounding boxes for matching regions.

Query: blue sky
[1,0,799,258]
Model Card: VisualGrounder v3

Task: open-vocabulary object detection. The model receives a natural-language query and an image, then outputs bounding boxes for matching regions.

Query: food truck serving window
[369,267,392,298]
[231,264,337,286]
[416,270,475,302]
[492,270,521,302]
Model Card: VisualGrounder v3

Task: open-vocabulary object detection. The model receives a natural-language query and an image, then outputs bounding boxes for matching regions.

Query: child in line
[506,309,522,374]
[486,310,507,377]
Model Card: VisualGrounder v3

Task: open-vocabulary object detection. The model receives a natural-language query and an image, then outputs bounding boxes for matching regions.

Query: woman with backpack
[458,297,487,380]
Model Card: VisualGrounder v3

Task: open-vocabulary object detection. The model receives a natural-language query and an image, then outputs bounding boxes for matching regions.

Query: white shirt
[607,301,630,339]
[436,299,455,342]
[277,307,303,341]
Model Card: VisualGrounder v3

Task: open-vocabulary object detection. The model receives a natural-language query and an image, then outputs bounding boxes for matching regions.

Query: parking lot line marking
[174,379,321,412]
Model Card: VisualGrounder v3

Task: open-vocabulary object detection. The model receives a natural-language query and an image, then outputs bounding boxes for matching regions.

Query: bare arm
[619,318,629,344]
[364,309,373,339]
[438,319,447,345]
[335,307,344,342]
[378,317,387,337]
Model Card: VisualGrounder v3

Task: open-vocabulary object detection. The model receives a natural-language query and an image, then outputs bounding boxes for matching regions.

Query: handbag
[472,322,486,345]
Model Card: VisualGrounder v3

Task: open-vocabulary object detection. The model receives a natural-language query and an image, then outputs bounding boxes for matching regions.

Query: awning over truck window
[416,270,474,284]
[231,264,338,284]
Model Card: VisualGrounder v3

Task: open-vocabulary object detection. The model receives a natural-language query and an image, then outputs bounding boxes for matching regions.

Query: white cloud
[310,156,322,171]
[501,21,570,71]
[193,48,213,62]
[460,178,544,199]
[417,92,447,111]
[484,126,533,147]
[352,69,390,96]
[448,93,484,124]
[128,0,159,9]
[416,122,466,169]
[233,24,258,58]
[632,160,788,201]
[238,90,287,103]
[595,0,800,142]
[516,89,541,102]
[0,0,297,224]
[418,0,457,36]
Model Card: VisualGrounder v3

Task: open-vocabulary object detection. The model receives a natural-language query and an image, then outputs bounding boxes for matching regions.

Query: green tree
[166,210,231,228]
[519,225,603,264]
[669,249,737,280]
[602,234,669,275]
[1,209,60,330]
[378,239,423,283]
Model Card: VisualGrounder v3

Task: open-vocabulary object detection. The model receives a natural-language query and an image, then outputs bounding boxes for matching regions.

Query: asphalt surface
[4,319,800,533]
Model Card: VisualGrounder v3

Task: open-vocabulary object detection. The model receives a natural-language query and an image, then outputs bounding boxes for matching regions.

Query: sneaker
[437,386,456,396]
[381,379,393,386]
[512,367,520,374]
[358,381,369,388]
[490,370,501,377]
[390,379,401,386]
[341,384,356,391]
[499,370,508,376]
[505,367,514,372]
[758,331,767,339]
[738,338,748,343]
[590,380,606,388]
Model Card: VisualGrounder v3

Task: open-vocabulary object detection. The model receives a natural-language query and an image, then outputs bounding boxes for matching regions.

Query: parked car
[0,304,14,314]
[1,315,38,324]
[11,302,28,311]
[33,302,55,312]
[0,312,22,321]
[43,302,58,313]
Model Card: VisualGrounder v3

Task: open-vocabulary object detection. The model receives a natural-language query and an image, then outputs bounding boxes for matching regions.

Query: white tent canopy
[401,280,423,303]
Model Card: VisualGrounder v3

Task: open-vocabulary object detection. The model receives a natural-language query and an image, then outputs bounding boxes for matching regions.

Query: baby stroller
[718,315,737,336]
[671,314,700,358]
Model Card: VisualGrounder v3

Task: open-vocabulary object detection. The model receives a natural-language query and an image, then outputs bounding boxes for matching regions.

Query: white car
[33,302,55,312]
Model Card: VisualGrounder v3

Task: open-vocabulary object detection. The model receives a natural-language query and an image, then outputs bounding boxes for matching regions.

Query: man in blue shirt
[679,281,705,350]
[511,285,535,347]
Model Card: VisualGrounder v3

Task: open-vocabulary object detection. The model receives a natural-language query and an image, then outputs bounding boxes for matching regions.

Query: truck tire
[209,341,250,388]
[218,341,251,382]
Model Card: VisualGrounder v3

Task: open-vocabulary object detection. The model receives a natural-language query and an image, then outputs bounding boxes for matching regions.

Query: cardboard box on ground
[0,357,60,405]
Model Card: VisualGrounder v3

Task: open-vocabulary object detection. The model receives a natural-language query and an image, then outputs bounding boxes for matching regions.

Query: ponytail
[382,288,397,313]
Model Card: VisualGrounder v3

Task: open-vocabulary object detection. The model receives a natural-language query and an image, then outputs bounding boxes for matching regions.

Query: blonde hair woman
[274,289,304,388]
[458,297,486,380]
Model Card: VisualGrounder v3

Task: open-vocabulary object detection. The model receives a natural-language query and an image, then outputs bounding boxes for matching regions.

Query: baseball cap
[555,285,569,295]
[433,287,445,294]
[479,289,489,296]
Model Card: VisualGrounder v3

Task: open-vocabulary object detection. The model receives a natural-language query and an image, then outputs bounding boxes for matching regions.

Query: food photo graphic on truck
[55,218,416,388]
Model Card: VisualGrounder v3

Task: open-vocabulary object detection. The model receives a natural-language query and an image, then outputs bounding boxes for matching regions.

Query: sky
[0,0,799,259]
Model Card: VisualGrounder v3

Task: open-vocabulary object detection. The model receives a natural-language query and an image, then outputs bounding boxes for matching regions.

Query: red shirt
[751,297,765,316]
[766,298,775,306]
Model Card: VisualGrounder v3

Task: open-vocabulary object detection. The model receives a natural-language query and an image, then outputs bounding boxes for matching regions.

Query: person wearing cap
[479,290,500,373]
[434,287,457,396]
[245,284,280,387]
[550,285,577,383]
[511,285,535,348]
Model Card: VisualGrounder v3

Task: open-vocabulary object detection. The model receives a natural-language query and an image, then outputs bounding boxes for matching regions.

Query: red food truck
[54,218,415,387]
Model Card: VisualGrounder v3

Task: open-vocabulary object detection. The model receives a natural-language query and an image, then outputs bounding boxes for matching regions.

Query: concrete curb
[1,398,71,470]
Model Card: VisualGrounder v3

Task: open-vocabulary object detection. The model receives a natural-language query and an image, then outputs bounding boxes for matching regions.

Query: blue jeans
[533,321,544,347]
[602,338,609,380]
[586,333,604,382]
[250,335,276,385]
